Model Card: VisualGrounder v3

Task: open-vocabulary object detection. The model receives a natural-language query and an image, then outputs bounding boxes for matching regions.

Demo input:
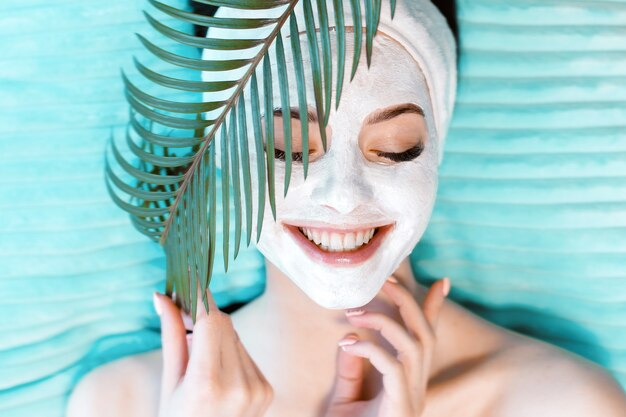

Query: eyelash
[273,145,424,163]
[376,144,424,162]
[274,149,304,162]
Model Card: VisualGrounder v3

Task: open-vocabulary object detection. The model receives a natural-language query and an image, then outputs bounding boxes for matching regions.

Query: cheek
[375,159,439,225]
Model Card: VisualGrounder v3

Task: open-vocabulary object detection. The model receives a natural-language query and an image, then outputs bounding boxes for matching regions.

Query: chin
[258,219,418,309]
[267,252,403,310]
[262,247,393,309]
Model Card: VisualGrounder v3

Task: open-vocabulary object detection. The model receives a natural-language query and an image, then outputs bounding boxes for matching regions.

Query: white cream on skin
[239,33,440,309]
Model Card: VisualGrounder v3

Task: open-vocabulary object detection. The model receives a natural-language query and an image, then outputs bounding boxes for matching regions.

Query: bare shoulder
[491,338,626,417]
[66,349,162,417]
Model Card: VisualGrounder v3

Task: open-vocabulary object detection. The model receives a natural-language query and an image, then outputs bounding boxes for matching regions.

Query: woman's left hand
[323,276,450,417]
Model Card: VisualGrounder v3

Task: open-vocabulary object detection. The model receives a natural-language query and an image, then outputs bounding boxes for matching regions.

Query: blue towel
[1,1,624,416]
[0,1,264,416]
[412,0,626,388]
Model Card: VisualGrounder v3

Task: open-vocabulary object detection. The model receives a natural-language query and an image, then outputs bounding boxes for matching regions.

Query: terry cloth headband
[202,0,457,163]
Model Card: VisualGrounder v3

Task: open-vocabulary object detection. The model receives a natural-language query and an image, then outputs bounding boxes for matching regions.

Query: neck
[250,258,445,368]
[232,258,500,397]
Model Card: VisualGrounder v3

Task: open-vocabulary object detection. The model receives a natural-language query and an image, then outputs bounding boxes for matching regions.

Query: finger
[345,311,421,382]
[195,286,241,373]
[381,277,435,348]
[186,316,224,378]
[154,292,189,396]
[328,334,366,404]
[235,332,265,384]
[235,336,273,416]
[181,310,194,332]
[186,333,193,353]
[193,281,219,323]
[191,313,245,389]
[423,277,450,331]
[340,339,410,404]
[216,314,245,372]
[186,288,223,376]
[239,340,275,411]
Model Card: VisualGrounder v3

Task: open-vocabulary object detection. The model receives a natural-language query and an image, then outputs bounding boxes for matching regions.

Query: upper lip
[282,219,394,232]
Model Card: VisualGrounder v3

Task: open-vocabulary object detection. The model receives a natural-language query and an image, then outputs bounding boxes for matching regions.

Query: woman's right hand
[153,287,273,417]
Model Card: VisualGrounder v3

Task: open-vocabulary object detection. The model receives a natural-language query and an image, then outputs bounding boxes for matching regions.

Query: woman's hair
[431,0,458,43]
[190,1,458,42]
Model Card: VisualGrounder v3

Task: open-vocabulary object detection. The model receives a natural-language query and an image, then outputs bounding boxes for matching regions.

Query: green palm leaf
[106,0,390,318]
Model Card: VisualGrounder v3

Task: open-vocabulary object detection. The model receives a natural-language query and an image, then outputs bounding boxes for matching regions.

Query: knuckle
[372,313,393,332]
[225,383,251,403]
[397,289,413,304]
[421,329,435,346]
[205,383,223,400]
[365,312,394,327]
[182,377,221,402]
[187,372,221,391]
[390,360,404,375]
[259,383,274,408]
[403,341,421,358]
[250,383,267,403]
[410,326,434,346]
[264,388,274,408]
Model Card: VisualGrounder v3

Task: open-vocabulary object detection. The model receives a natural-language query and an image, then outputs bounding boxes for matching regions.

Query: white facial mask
[242,33,440,309]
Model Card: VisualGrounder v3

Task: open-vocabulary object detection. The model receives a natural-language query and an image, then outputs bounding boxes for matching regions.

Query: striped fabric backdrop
[0,2,264,416]
[412,0,626,389]
[0,1,624,416]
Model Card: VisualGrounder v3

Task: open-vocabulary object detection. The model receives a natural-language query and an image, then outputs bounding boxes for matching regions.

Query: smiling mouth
[283,222,394,266]
[298,226,377,251]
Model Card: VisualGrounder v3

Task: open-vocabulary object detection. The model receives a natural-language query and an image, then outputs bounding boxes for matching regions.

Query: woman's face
[250,34,439,309]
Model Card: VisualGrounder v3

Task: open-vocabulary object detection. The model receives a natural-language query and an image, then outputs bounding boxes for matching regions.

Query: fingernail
[345,308,366,317]
[186,333,193,346]
[338,336,359,350]
[442,277,451,297]
[386,276,399,284]
[153,292,162,316]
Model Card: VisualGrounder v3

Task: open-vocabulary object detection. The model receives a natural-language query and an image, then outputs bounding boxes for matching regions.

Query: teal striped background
[412,0,626,389]
[0,1,624,416]
[0,2,265,416]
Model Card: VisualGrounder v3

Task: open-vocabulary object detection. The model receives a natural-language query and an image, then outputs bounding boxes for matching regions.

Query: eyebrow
[272,103,423,124]
[364,103,424,125]
[273,107,318,123]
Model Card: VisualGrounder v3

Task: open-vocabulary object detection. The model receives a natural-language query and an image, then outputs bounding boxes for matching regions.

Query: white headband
[200,0,457,163]
[370,0,457,162]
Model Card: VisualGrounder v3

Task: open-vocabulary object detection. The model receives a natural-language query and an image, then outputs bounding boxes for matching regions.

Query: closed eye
[376,144,424,162]
[274,149,304,162]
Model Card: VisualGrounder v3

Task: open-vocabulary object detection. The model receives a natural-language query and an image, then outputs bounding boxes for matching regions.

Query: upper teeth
[298,227,376,252]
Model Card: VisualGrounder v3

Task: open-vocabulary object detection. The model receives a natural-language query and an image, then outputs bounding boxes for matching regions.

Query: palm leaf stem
[159,0,300,245]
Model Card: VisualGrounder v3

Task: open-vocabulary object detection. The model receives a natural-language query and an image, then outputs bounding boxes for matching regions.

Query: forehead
[276,31,430,121]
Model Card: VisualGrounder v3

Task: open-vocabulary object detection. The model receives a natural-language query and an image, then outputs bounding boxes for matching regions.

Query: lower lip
[283,224,394,267]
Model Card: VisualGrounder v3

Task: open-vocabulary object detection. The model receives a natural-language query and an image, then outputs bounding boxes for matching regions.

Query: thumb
[329,334,365,405]
[154,292,189,397]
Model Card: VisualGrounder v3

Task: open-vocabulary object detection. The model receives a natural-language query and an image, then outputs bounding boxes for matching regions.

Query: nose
[310,154,374,215]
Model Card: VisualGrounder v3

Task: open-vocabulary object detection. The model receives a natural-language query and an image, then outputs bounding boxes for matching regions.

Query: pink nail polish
[153,292,162,316]
[387,276,399,283]
[345,309,366,317]
[338,337,358,348]
[442,277,451,297]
